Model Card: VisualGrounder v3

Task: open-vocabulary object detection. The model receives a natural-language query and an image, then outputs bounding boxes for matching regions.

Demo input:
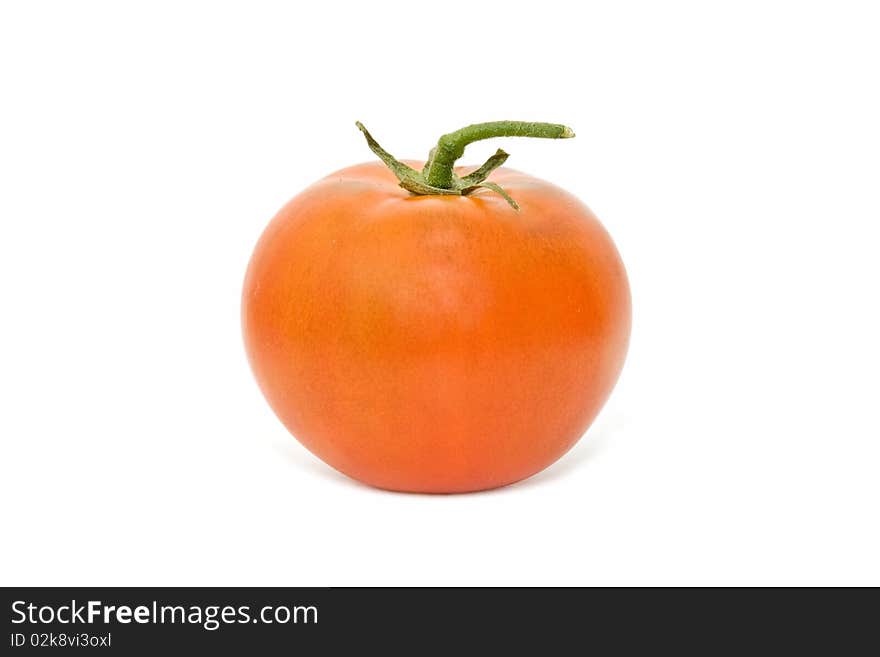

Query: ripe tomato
[243,123,630,493]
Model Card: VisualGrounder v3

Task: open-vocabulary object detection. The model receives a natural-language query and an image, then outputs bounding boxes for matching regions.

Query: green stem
[423,121,574,189]
[355,120,575,210]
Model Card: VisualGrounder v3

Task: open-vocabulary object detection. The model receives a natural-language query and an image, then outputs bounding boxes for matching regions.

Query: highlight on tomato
[242,120,631,493]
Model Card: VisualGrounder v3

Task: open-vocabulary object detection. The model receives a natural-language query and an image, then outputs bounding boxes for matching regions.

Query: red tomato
[243,124,630,493]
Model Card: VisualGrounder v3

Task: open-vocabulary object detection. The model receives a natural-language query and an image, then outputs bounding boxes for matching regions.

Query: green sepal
[458,149,510,187]
[399,179,461,196]
[355,122,419,183]
[356,122,532,211]
[460,181,520,211]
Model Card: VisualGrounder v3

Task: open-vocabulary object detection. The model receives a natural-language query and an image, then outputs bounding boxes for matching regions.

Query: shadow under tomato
[270,412,623,495]
[270,438,373,490]
[505,422,616,492]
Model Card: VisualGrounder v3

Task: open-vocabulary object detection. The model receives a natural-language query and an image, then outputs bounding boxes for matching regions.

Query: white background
[2,1,878,586]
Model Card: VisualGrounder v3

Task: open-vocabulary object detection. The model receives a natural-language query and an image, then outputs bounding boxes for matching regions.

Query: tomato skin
[242,162,631,493]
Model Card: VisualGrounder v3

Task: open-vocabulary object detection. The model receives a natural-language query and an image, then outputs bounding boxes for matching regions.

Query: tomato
[242,122,631,493]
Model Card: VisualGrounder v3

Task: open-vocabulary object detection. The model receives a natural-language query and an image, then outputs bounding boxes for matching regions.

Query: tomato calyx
[355,120,575,211]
